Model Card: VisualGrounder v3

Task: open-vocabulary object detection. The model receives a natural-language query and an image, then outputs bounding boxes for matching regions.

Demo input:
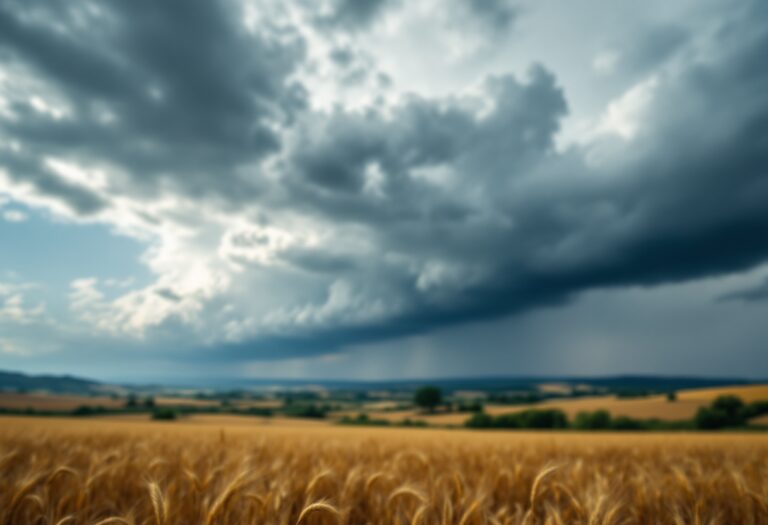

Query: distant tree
[125,394,138,408]
[694,395,747,429]
[152,408,178,421]
[611,416,644,430]
[465,412,494,428]
[466,409,568,429]
[574,410,612,430]
[143,396,156,408]
[694,407,729,429]
[667,391,677,402]
[517,409,568,429]
[711,395,744,422]
[414,386,442,413]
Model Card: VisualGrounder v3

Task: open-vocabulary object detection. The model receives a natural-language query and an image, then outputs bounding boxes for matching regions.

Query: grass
[1,416,767,524]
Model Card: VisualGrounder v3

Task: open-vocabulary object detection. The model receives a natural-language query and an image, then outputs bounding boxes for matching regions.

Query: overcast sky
[1,0,767,382]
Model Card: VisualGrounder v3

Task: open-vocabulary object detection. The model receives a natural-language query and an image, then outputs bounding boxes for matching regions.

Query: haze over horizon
[1,0,768,382]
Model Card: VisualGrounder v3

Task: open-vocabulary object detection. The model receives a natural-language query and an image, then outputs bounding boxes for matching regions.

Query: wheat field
[1,416,767,525]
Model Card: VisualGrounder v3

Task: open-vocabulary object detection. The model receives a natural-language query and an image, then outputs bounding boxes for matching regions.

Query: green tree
[711,395,744,423]
[694,407,729,429]
[574,410,612,430]
[465,412,494,428]
[125,394,138,408]
[666,391,677,402]
[414,386,442,413]
[694,395,747,429]
[152,408,178,421]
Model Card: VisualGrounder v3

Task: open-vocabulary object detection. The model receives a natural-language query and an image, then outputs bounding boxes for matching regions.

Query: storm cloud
[0,0,767,366]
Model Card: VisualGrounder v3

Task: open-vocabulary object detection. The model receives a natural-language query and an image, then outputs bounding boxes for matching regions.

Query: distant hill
[195,374,761,394]
[0,370,102,394]
[0,369,761,395]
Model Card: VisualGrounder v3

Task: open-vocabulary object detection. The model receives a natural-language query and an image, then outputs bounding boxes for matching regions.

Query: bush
[283,404,327,419]
[611,416,645,431]
[245,406,273,417]
[125,394,138,408]
[574,410,612,430]
[152,408,178,421]
[400,418,428,427]
[455,400,484,413]
[339,413,391,426]
[72,405,107,416]
[487,392,542,405]
[465,409,568,429]
[493,414,522,429]
[741,400,768,420]
[465,412,494,428]
[516,409,568,429]
[694,407,731,429]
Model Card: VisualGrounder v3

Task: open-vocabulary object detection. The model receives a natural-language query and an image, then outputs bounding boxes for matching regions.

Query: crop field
[1,416,767,524]
[345,384,768,426]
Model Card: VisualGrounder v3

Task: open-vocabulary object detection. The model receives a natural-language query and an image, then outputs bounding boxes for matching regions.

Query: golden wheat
[0,416,766,524]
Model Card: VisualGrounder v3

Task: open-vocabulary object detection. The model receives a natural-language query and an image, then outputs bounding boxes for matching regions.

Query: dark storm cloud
[0,0,305,202]
[2,0,768,360]
[0,149,108,215]
[457,0,518,34]
[223,1,768,357]
[625,25,688,71]
[286,65,565,221]
[317,0,398,31]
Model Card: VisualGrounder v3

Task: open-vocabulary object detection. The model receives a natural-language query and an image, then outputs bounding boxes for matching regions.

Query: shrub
[516,409,568,429]
[465,412,494,428]
[611,416,645,431]
[694,407,730,429]
[465,409,568,429]
[151,408,178,421]
[400,418,427,427]
[71,405,107,417]
[455,400,484,413]
[245,407,273,417]
[741,400,768,420]
[493,414,522,428]
[574,410,612,430]
[283,404,327,419]
[125,394,138,408]
[339,413,391,426]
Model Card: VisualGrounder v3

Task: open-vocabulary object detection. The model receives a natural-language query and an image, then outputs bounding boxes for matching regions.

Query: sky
[0,0,767,382]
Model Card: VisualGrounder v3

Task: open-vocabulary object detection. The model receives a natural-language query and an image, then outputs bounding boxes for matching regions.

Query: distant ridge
[155,374,762,393]
[0,369,101,394]
[0,369,762,394]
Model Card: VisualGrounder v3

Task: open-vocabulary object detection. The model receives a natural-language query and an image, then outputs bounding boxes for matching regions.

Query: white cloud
[595,76,658,140]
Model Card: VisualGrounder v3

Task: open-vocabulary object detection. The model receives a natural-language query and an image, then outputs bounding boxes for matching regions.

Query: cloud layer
[0,0,767,363]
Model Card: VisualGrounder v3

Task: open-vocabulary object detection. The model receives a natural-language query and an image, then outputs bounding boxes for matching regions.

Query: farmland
[337,384,768,426]
[2,383,768,432]
[1,416,767,524]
